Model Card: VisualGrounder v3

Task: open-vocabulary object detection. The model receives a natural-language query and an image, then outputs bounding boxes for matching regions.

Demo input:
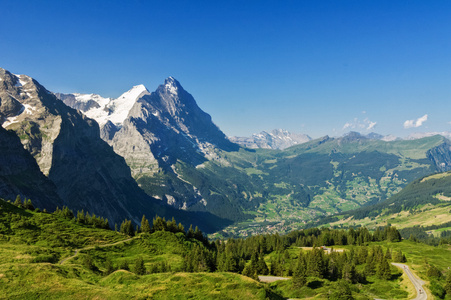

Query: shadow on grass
[307,280,323,289]
[390,272,402,281]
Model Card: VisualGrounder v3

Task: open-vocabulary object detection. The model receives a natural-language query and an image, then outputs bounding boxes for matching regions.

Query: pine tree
[120,219,135,236]
[342,263,357,283]
[134,257,146,275]
[187,225,195,238]
[257,252,269,275]
[307,247,325,278]
[14,195,22,207]
[141,215,151,233]
[377,257,391,280]
[292,253,307,288]
[24,199,34,210]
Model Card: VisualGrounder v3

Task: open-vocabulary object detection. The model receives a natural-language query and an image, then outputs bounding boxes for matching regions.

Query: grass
[328,203,451,230]
[0,199,284,299]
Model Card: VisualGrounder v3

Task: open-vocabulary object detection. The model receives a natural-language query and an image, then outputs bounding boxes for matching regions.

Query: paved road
[59,236,138,265]
[258,275,290,283]
[392,263,427,300]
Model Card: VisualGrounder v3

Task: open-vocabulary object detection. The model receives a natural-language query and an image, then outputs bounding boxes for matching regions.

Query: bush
[32,254,58,263]
[430,280,446,299]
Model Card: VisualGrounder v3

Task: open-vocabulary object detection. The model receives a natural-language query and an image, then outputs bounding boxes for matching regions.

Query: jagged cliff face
[427,140,451,172]
[108,77,238,177]
[56,77,239,211]
[0,68,163,225]
[0,126,62,210]
[0,69,63,176]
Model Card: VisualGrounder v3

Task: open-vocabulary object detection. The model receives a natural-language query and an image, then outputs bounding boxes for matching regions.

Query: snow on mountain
[55,84,149,127]
[229,129,311,150]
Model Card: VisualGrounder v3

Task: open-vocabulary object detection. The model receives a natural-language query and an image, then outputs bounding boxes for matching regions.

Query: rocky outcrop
[427,140,451,172]
[0,126,62,210]
[55,92,101,112]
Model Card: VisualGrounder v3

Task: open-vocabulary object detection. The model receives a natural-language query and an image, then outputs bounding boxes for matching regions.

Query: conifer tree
[292,252,307,288]
[141,215,151,233]
[24,199,34,210]
[153,216,167,232]
[14,195,22,207]
[134,257,146,275]
[307,247,325,278]
[377,257,391,280]
[120,219,135,236]
[257,252,269,275]
[187,225,195,238]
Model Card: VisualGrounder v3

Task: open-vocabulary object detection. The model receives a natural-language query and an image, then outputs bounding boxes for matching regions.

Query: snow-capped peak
[164,77,179,95]
[57,84,150,127]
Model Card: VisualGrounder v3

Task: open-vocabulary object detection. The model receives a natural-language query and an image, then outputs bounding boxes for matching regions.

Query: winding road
[59,236,138,265]
[392,263,427,300]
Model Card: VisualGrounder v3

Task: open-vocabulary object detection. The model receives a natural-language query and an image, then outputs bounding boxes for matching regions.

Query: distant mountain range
[229,129,312,150]
[3,66,451,236]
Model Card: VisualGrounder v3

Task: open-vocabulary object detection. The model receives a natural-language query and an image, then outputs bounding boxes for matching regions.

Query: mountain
[365,132,400,141]
[407,131,451,140]
[1,68,231,231]
[55,84,149,127]
[58,77,242,215]
[53,76,451,236]
[0,126,62,210]
[229,129,311,150]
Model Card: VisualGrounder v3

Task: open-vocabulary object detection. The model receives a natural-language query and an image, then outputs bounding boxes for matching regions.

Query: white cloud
[403,114,428,129]
[342,117,377,131]
[367,121,377,130]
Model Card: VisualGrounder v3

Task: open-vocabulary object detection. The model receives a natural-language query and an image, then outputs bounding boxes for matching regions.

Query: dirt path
[392,263,427,300]
[59,236,138,265]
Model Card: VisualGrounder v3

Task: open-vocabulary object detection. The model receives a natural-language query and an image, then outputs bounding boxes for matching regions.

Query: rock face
[427,140,451,172]
[229,129,311,150]
[109,77,238,175]
[0,68,165,225]
[58,77,240,211]
[0,126,62,210]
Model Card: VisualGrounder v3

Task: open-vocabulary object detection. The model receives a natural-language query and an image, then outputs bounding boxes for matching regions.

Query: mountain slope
[0,126,62,210]
[1,68,230,231]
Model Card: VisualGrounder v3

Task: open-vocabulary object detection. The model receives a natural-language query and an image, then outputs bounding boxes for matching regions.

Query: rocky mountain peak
[163,76,180,95]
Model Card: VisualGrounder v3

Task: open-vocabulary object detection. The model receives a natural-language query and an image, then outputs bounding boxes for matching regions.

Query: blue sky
[2,0,451,138]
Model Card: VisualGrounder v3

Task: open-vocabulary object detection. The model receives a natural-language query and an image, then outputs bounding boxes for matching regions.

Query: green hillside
[323,170,451,241]
[0,198,280,299]
[2,197,451,299]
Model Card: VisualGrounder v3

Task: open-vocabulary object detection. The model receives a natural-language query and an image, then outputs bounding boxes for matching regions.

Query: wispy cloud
[342,117,377,131]
[403,114,428,129]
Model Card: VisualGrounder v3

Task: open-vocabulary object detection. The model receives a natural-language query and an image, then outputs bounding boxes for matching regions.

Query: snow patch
[2,105,25,128]
[68,84,149,126]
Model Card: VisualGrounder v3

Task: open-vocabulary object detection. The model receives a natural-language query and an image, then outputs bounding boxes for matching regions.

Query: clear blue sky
[2,0,451,138]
